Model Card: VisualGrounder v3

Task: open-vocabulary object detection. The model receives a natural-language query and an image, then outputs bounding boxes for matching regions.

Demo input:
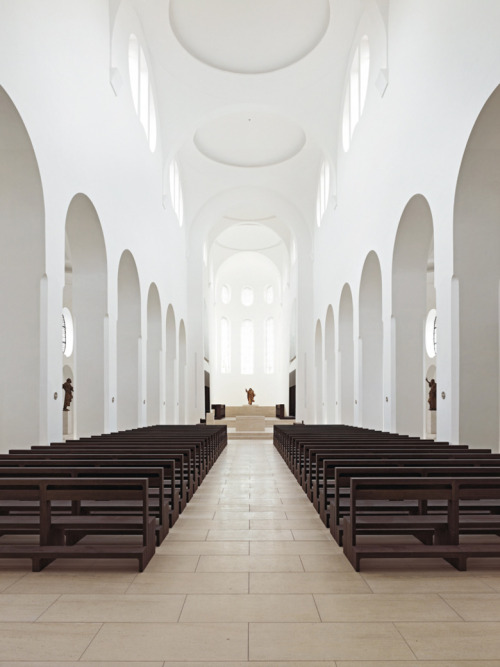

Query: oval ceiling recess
[170,0,330,74]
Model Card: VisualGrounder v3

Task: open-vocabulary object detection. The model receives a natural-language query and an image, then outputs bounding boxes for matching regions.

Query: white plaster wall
[313,0,500,444]
[0,0,188,447]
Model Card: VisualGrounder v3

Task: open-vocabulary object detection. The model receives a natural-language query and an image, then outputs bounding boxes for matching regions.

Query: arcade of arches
[0,2,500,453]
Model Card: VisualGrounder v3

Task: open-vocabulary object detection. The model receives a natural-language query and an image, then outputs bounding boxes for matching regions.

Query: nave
[1,439,500,663]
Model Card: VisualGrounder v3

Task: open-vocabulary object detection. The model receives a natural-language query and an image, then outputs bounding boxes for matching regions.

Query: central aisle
[10,438,500,665]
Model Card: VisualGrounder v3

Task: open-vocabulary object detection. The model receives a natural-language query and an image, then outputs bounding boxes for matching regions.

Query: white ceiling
[135,0,364,254]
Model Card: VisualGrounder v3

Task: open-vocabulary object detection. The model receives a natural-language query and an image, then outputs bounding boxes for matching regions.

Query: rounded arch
[359,250,383,430]
[392,195,434,436]
[325,305,336,423]
[454,83,500,450]
[314,319,324,424]
[65,193,108,437]
[165,304,177,424]
[117,250,141,430]
[146,283,162,425]
[339,284,354,425]
[178,319,187,424]
[0,86,45,449]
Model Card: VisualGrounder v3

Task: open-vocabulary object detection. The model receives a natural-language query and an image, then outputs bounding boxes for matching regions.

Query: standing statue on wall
[62,378,74,411]
[245,388,256,405]
[426,378,436,411]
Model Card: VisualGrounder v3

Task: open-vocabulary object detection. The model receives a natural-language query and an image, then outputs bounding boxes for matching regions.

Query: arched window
[425,309,437,358]
[128,34,157,152]
[264,285,274,305]
[221,284,231,304]
[265,318,275,374]
[342,36,370,151]
[62,307,74,358]
[241,286,254,306]
[316,160,330,227]
[220,317,231,373]
[241,320,254,374]
[169,160,184,226]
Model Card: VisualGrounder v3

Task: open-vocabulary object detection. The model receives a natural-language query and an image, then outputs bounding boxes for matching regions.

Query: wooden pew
[343,476,500,571]
[0,478,155,571]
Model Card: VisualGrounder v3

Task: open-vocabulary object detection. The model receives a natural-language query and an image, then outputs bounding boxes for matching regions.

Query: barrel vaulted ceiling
[133,0,365,249]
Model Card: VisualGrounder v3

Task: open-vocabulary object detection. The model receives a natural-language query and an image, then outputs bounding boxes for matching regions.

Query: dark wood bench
[317,453,500,526]
[0,478,155,571]
[0,465,169,545]
[343,476,500,571]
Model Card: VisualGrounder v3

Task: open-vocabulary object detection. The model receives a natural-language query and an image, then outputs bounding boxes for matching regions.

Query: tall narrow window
[128,34,157,152]
[221,284,231,304]
[264,285,274,304]
[265,318,275,374]
[169,160,184,226]
[316,160,330,227]
[342,35,370,151]
[241,320,254,374]
[220,317,231,373]
[241,286,254,306]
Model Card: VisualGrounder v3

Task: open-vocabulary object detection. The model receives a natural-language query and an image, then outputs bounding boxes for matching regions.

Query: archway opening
[339,284,354,424]
[0,87,45,450]
[147,283,162,425]
[392,195,434,436]
[325,305,336,423]
[65,194,108,438]
[359,251,383,430]
[454,84,500,450]
[166,304,177,424]
[117,251,141,430]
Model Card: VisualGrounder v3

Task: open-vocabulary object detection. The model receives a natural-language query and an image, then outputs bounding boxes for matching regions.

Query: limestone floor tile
[0,663,164,667]
[180,593,320,622]
[360,573,497,594]
[250,504,290,512]
[126,571,248,594]
[314,593,462,622]
[214,510,287,520]
[207,528,293,541]
[197,554,304,572]
[0,622,101,661]
[174,510,215,519]
[396,621,500,660]
[292,529,335,541]
[300,554,354,572]
[165,529,209,541]
[336,662,500,667]
[246,498,283,506]
[217,503,251,510]
[250,518,325,529]
[249,622,416,661]
[285,509,323,518]
[82,622,248,662]
[37,593,185,622]
[0,594,59,621]
[159,662,337,667]
[157,540,249,556]
[250,540,342,556]
[175,519,250,530]
[0,570,30,592]
[143,554,199,572]
[440,593,500,620]
[4,571,136,595]
[472,576,500,592]
[250,571,372,594]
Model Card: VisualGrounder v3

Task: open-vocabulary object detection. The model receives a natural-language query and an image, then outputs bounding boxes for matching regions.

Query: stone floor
[1,439,500,665]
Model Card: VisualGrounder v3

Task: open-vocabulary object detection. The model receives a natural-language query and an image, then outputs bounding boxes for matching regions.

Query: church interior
[1,0,500,663]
